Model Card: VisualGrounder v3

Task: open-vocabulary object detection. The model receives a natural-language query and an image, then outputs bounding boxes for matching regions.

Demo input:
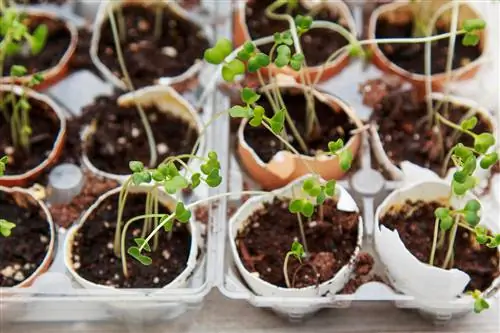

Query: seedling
[0,4,47,153]
[283,240,305,288]
[0,155,16,237]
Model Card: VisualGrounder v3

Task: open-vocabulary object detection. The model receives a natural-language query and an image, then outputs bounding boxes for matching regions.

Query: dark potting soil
[236,198,359,289]
[2,14,71,77]
[69,26,97,75]
[380,200,499,292]
[243,89,357,163]
[0,97,60,176]
[0,191,51,287]
[83,94,198,175]
[71,192,191,288]
[370,90,492,177]
[375,16,481,75]
[245,0,350,67]
[97,4,209,88]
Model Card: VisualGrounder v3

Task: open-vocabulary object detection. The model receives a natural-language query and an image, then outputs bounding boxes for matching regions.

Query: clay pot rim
[63,185,199,292]
[374,179,500,302]
[370,92,498,181]
[0,185,56,289]
[367,1,488,82]
[0,9,78,86]
[229,174,363,294]
[0,84,67,183]
[235,0,357,73]
[238,82,364,167]
[90,0,211,91]
[81,85,205,183]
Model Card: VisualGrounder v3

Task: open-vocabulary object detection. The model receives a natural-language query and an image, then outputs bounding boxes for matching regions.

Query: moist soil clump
[245,0,349,67]
[2,15,71,77]
[0,191,51,287]
[97,4,209,88]
[0,98,60,176]
[236,198,359,288]
[71,192,191,288]
[375,15,481,75]
[83,94,198,175]
[370,90,492,177]
[243,89,357,163]
[380,200,499,292]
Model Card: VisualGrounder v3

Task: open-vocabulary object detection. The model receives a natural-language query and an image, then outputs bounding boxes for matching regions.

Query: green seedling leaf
[161,214,175,231]
[475,226,488,244]
[325,180,336,197]
[452,176,476,196]
[460,116,478,130]
[289,53,304,71]
[204,38,232,64]
[328,139,344,154]
[127,247,152,265]
[474,133,495,154]
[463,18,486,32]
[339,150,353,171]
[31,73,44,86]
[274,31,293,46]
[0,156,7,176]
[237,41,255,61]
[316,190,326,205]
[164,175,189,194]
[191,173,201,189]
[269,110,285,134]
[152,169,165,182]
[208,151,218,160]
[241,88,261,104]
[129,161,144,173]
[0,219,16,237]
[290,240,305,261]
[462,33,480,46]
[453,143,473,160]
[439,215,454,231]
[302,201,314,217]
[474,297,490,313]
[348,43,364,57]
[465,211,480,227]
[302,177,316,192]
[132,171,151,185]
[134,238,151,252]
[274,45,291,68]
[464,199,481,212]
[248,53,270,72]
[175,202,191,223]
[453,170,468,184]
[19,99,31,112]
[295,15,313,33]
[229,105,253,118]
[205,169,222,187]
[308,185,322,197]
[10,65,27,77]
[434,207,450,220]
[249,105,265,127]
[462,155,477,176]
[30,24,48,55]
[480,152,498,169]
[289,199,303,214]
[222,59,245,82]
[165,162,180,178]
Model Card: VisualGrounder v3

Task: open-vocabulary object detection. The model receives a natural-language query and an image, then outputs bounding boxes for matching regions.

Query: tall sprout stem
[429,217,440,265]
[154,2,163,40]
[442,214,460,269]
[283,252,294,288]
[107,6,158,168]
[114,178,132,256]
[116,6,126,42]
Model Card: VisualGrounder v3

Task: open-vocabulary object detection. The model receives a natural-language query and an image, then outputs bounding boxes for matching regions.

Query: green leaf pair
[0,219,16,237]
[127,238,152,265]
[204,38,233,64]
[474,133,495,154]
[273,31,293,46]
[175,202,191,223]
[328,139,352,171]
[222,59,245,82]
[295,15,313,35]
[0,155,8,176]
[275,45,291,68]
[463,199,481,227]
[289,240,305,262]
[468,289,490,313]
[164,175,189,194]
[248,53,270,73]
[132,171,152,186]
[237,42,255,61]
[461,19,486,47]
[268,109,285,134]
[200,151,220,176]
[434,207,453,231]
[289,198,314,217]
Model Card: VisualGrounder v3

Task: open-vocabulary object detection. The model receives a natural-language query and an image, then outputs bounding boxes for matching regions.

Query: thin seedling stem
[429,217,440,265]
[442,214,460,269]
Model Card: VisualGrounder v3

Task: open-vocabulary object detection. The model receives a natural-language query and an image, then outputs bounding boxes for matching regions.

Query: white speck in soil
[413,133,420,140]
[117,137,127,145]
[132,229,141,237]
[104,221,110,228]
[114,274,120,280]
[162,250,171,260]
[1,266,14,278]
[157,143,169,155]
[13,264,20,270]
[110,258,115,263]
[40,235,48,243]
[98,270,104,276]
[309,221,317,228]
[266,267,272,273]
[149,113,158,122]
[107,242,113,250]
[137,19,150,32]
[303,35,312,43]
[162,46,178,58]
[153,277,160,284]
[73,262,81,269]
[13,271,25,281]
[269,140,276,147]
[74,255,80,261]
[4,146,14,155]
[252,222,260,228]
[24,263,30,270]
[131,128,140,138]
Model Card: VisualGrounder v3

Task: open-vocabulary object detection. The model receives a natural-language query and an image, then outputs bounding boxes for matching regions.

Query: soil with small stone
[97,4,209,88]
[370,90,492,177]
[0,191,51,287]
[380,200,499,292]
[243,88,357,163]
[71,192,191,288]
[0,97,60,176]
[2,14,71,77]
[83,94,198,175]
[375,15,481,75]
[245,0,350,67]
[236,198,359,289]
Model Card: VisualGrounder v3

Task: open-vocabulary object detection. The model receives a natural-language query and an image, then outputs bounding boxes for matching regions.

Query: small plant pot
[229,175,363,315]
[233,0,356,83]
[374,180,499,317]
[90,0,210,91]
[367,1,487,91]
[0,186,56,288]
[0,9,78,90]
[370,92,496,182]
[81,85,204,183]
[0,85,67,188]
[238,82,363,189]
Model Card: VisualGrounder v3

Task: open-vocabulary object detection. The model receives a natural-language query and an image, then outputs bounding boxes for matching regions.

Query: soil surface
[340,252,383,294]
[245,0,350,67]
[3,14,71,77]
[236,198,359,289]
[0,191,51,287]
[83,94,198,175]
[49,173,118,228]
[0,96,60,176]
[243,88,357,163]
[71,192,191,288]
[375,15,481,75]
[380,200,499,292]
[69,26,97,75]
[370,90,492,177]
[97,4,209,88]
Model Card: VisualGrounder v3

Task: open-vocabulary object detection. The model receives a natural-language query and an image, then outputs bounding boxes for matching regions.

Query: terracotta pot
[90,0,210,92]
[0,186,57,288]
[0,85,67,188]
[237,82,363,190]
[233,0,356,83]
[81,85,204,183]
[0,9,78,90]
[368,1,487,92]
[370,93,497,181]
[64,185,199,292]
[374,180,499,317]
[229,175,363,314]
